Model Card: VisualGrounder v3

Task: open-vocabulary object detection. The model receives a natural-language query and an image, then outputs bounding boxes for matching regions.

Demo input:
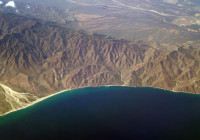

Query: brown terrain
[70,0,200,44]
[0,13,200,115]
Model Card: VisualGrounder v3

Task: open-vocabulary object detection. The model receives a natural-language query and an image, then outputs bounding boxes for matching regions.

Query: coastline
[0,89,72,117]
[0,85,199,117]
[107,84,200,95]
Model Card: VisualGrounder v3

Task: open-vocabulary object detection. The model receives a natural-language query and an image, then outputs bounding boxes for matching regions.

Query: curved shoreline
[0,89,71,118]
[0,85,199,118]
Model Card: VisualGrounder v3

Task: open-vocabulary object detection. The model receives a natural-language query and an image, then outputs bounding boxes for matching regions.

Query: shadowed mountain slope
[0,13,200,115]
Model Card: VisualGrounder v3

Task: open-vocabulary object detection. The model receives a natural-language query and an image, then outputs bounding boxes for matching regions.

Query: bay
[0,86,200,140]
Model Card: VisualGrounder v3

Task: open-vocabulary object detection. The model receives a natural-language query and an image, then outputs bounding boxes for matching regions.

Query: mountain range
[0,11,200,115]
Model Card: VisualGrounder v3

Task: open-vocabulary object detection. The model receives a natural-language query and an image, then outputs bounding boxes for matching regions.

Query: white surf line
[1,83,199,117]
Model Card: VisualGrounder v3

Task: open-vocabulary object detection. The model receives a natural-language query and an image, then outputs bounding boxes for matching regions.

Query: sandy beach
[0,89,72,117]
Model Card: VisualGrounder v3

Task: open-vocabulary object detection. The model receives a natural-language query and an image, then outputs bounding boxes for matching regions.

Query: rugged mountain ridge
[0,13,200,115]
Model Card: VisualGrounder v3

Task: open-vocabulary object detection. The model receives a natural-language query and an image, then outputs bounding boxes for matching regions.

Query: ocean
[0,86,200,140]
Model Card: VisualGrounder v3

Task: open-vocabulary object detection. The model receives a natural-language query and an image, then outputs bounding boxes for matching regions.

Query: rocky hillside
[0,13,200,115]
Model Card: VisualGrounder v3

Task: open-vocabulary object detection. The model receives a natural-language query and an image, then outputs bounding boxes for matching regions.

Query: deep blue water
[1,86,200,140]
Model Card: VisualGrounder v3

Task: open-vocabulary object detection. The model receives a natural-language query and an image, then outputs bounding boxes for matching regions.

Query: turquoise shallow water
[0,86,200,140]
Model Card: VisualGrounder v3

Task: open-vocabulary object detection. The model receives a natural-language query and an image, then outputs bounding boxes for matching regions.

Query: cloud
[5,1,16,8]
[0,1,3,5]
[26,4,30,9]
